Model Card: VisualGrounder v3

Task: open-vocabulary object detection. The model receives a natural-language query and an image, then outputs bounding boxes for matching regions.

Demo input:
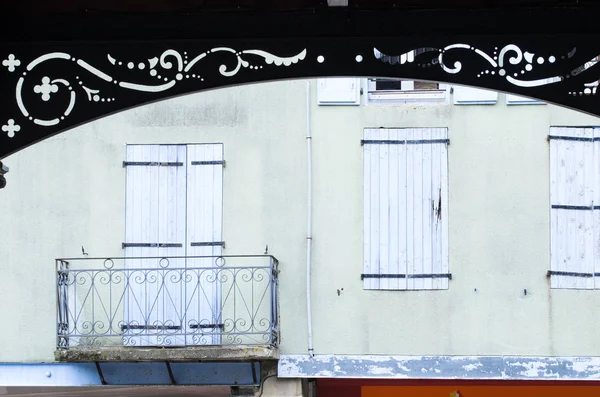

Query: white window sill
[317,101,361,106]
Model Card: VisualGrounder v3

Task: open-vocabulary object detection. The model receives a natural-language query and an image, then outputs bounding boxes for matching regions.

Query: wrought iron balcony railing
[56,255,279,349]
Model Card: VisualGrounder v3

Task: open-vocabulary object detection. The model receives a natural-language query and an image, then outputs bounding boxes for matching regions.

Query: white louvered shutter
[453,86,498,104]
[124,145,187,346]
[549,127,596,289]
[124,144,224,346]
[186,144,224,344]
[506,94,544,105]
[317,78,360,105]
[363,128,449,290]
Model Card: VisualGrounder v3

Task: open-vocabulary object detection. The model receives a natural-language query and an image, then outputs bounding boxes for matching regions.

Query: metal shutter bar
[546,270,600,278]
[551,205,600,210]
[361,273,452,280]
[189,323,225,330]
[190,241,225,247]
[121,243,183,248]
[120,325,182,330]
[122,161,184,167]
[191,160,226,166]
[361,139,449,145]
[547,135,600,142]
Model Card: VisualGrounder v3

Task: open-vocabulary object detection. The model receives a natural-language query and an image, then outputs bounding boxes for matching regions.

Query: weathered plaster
[3,79,600,362]
[278,355,600,380]
[55,346,279,362]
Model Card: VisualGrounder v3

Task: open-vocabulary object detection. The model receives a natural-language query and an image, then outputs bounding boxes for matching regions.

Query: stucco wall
[0,79,599,362]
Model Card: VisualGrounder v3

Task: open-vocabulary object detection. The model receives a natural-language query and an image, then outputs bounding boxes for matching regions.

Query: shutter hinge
[122,243,183,248]
[189,323,225,330]
[361,273,452,280]
[191,160,226,167]
[361,139,449,146]
[120,324,182,330]
[123,161,183,167]
[548,135,599,142]
[546,270,597,278]
[191,241,225,248]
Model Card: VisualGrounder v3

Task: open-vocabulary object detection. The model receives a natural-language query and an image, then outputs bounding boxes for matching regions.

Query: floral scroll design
[374,45,600,96]
[7,48,307,137]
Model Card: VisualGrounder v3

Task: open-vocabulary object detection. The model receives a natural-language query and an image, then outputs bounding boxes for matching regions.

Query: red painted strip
[316,379,600,397]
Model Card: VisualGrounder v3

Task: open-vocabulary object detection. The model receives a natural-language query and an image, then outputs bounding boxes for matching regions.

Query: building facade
[1,78,600,395]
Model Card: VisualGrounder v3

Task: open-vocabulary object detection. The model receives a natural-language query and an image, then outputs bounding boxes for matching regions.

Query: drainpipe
[306,81,314,357]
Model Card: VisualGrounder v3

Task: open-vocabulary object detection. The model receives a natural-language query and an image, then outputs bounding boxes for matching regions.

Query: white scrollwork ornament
[34,77,59,102]
[374,45,591,92]
[2,54,20,72]
[12,47,308,132]
[2,119,21,138]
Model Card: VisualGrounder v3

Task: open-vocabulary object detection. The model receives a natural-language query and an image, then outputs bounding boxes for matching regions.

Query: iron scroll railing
[56,255,279,349]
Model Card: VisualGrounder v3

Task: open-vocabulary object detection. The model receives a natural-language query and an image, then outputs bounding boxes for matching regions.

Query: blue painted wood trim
[278,354,600,380]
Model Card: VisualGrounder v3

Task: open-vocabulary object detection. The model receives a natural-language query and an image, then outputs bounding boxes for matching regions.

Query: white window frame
[365,78,449,105]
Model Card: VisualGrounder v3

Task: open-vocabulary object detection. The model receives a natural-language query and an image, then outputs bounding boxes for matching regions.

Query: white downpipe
[306,81,314,357]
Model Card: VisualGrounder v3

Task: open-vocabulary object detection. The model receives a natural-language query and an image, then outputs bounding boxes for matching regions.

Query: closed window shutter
[363,128,449,290]
[186,143,224,345]
[317,78,360,105]
[123,143,224,346]
[124,144,187,346]
[124,144,187,254]
[595,128,600,288]
[506,94,544,105]
[187,144,224,255]
[549,127,596,289]
[453,86,498,104]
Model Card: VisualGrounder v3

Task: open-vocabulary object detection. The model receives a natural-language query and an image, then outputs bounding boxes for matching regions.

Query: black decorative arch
[2,8,600,158]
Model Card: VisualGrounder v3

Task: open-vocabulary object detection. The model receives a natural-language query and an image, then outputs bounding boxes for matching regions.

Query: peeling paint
[278,355,600,380]
[462,363,482,372]
[368,366,395,375]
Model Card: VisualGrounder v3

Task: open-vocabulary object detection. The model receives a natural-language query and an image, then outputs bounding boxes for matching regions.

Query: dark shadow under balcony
[55,255,279,362]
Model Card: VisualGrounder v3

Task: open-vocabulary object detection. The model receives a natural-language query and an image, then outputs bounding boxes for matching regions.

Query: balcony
[55,255,279,362]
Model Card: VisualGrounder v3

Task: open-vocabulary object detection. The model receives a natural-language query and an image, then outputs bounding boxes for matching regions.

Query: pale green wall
[0,79,599,362]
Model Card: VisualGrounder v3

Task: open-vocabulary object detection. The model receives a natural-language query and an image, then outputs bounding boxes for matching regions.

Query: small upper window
[367,78,447,104]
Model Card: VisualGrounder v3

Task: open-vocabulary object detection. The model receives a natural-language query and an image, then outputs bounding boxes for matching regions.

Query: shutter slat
[379,128,390,290]
[363,130,372,290]
[398,129,408,290]
[186,143,223,344]
[550,129,559,288]
[590,128,600,288]
[583,128,595,289]
[212,144,224,259]
[370,129,381,290]
[388,129,400,290]
[422,128,433,290]
[439,128,449,290]
[431,129,441,290]
[406,128,416,290]
[146,145,160,335]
